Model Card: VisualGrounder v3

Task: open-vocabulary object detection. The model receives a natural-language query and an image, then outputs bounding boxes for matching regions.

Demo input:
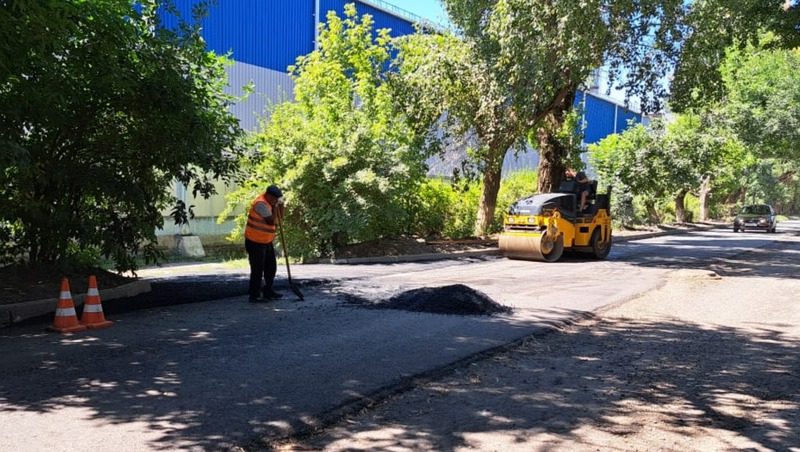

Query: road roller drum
[499,232,564,262]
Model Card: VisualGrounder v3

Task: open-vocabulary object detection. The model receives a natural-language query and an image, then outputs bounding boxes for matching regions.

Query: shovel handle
[277,220,292,282]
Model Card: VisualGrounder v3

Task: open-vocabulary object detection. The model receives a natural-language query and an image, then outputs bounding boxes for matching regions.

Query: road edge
[0,280,152,328]
[246,312,597,450]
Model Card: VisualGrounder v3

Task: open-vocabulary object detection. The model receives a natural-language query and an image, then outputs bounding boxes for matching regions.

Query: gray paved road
[0,222,796,451]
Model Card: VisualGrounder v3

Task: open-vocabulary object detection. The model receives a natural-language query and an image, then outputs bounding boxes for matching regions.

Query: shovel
[277,220,304,301]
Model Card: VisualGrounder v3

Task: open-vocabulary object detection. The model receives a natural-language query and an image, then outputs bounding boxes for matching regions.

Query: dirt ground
[279,238,800,451]
[0,266,133,305]
[333,237,498,259]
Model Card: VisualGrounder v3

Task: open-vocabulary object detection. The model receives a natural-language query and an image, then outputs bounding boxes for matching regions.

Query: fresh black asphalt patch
[348,284,512,316]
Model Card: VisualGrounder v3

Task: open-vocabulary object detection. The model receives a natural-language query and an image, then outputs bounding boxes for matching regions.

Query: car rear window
[741,205,770,215]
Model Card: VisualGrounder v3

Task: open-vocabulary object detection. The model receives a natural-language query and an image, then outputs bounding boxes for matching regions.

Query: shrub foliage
[0,0,242,271]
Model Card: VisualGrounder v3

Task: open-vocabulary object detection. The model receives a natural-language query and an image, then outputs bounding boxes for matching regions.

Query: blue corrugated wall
[160,0,316,72]
[159,1,414,73]
[616,108,639,134]
[158,2,640,147]
[576,91,642,144]
[581,92,616,144]
[319,0,417,37]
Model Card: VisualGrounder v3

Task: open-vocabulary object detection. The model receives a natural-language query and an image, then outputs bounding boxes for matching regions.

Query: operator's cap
[266,185,283,199]
[576,171,588,182]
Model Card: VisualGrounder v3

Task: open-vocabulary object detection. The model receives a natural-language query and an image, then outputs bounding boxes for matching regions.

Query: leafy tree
[696,124,750,219]
[659,114,728,222]
[671,0,799,112]
[720,39,800,162]
[677,36,800,216]
[589,123,664,225]
[590,112,742,224]
[223,5,430,258]
[741,164,796,214]
[0,0,242,271]
[398,0,685,235]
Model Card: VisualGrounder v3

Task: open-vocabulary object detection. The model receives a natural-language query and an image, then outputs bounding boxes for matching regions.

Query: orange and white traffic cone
[80,275,113,329]
[49,277,87,333]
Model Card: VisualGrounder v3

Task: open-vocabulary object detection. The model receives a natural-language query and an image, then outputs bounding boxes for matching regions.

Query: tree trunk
[331,231,349,255]
[536,89,577,193]
[698,174,712,221]
[674,188,688,223]
[644,199,660,224]
[536,124,567,194]
[723,186,744,204]
[474,153,504,237]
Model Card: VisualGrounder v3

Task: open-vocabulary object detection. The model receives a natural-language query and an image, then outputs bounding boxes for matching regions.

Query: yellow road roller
[499,181,612,262]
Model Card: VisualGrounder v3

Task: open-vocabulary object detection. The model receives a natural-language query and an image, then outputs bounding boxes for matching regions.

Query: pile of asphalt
[373,284,511,316]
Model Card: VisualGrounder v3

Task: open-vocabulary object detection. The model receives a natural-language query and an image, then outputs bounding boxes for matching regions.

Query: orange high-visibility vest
[244,194,276,244]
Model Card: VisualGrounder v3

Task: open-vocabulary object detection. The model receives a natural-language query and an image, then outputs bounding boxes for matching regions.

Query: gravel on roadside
[277,235,800,452]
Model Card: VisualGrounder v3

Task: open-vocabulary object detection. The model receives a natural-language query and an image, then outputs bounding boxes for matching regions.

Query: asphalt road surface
[291,221,800,452]
[1,221,797,451]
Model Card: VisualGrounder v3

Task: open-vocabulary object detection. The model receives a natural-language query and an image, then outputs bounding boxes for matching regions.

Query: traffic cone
[80,275,113,329]
[49,277,87,333]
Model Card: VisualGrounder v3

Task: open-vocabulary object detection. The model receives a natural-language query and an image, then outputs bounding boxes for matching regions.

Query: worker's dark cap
[266,185,283,198]
[576,171,588,182]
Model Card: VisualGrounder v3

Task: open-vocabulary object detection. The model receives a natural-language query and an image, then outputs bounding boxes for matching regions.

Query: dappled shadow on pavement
[0,305,796,449]
[613,231,800,280]
[292,317,800,451]
[2,227,797,450]
[0,314,279,450]
[0,296,534,450]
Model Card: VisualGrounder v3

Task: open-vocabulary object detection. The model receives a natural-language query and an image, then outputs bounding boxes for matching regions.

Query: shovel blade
[290,284,304,301]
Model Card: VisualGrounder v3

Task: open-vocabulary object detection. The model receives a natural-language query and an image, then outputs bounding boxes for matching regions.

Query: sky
[387,0,449,25]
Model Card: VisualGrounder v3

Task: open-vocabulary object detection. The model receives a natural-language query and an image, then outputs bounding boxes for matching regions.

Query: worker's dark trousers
[245,239,277,298]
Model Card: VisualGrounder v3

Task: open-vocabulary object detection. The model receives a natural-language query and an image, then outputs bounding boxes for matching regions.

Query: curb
[0,223,722,328]
[0,280,152,328]
[319,248,501,265]
[320,223,721,265]
[612,222,719,243]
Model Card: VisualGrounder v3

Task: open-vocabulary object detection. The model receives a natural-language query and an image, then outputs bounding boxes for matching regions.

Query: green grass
[222,257,249,269]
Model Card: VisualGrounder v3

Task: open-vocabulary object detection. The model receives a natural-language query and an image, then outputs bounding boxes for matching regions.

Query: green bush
[445,183,482,238]
[493,170,539,231]
[223,7,430,259]
[410,170,538,239]
[410,178,454,238]
[410,178,480,239]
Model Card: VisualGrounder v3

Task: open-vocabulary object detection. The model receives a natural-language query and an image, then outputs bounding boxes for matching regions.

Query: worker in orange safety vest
[244,185,285,302]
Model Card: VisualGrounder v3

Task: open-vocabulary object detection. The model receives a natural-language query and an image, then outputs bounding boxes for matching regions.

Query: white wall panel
[225,61,295,131]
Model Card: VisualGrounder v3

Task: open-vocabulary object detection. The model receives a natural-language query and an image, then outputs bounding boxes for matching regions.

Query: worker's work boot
[263,289,283,300]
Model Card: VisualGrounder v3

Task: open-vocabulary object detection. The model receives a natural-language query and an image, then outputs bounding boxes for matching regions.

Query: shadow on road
[3,311,797,451]
[612,232,800,280]
[291,316,800,451]
[1,227,798,450]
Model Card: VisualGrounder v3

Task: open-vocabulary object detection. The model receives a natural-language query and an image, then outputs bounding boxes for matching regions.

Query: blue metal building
[156,1,643,239]
[501,89,644,176]
[161,0,425,130]
[160,0,642,138]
